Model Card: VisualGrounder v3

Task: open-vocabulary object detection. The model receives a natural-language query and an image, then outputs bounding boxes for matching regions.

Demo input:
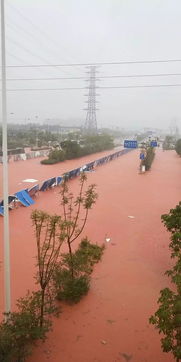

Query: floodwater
[0,149,180,362]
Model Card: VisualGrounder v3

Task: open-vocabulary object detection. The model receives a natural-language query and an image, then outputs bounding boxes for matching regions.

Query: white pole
[1,0,11,313]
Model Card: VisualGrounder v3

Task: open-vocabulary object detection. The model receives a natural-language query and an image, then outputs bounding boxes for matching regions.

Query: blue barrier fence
[0,148,132,215]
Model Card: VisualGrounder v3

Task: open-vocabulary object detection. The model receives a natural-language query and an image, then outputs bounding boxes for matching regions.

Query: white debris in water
[105,237,111,242]
[22,179,38,183]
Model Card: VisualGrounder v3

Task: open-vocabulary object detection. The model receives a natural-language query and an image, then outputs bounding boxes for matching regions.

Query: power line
[6,87,84,91]
[6,76,85,81]
[7,1,82,73]
[5,83,181,91]
[6,23,73,77]
[100,84,181,88]
[6,36,70,76]
[91,73,181,79]
[6,51,71,81]
[6,51,30,66]
[4,73,181,81]
[6,59,181,68]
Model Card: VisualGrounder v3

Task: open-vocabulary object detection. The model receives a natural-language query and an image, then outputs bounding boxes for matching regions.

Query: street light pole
[1,0,11,313]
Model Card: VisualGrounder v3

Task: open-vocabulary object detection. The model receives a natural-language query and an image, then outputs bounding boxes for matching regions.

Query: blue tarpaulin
[40,177,56,191]
[27,184,39,197]
[0,206,4,215]
[21,190,35,205]
[0,195,17,206]
[15,190,34,207]
[56,176,62,185]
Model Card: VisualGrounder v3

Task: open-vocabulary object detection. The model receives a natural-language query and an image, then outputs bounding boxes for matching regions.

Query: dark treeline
[0,123,127,150]
[41,134,114,164]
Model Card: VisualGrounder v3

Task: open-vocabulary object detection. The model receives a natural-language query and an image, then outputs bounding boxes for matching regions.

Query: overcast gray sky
[1,0,181,131]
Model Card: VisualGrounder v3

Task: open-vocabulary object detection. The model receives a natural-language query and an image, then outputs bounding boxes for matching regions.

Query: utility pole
[84,66,99,133]
[1,0,11,313]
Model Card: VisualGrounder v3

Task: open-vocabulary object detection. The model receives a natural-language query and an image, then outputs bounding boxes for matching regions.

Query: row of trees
[0,127,59,150]
[0,174,104,361]
[150,202,181,361]
[41,134,114,165]
[0,124,117,151]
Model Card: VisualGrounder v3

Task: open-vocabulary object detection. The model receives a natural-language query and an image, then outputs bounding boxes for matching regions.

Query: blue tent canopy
[15,190,35,207]
[56,176,62,185]
[27,184,39,197]
[0,195,17,206]
[40,177,56,191]
[0,206,4,215]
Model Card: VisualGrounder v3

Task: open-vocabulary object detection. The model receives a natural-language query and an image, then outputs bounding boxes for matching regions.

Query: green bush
[61,238,104,275]
[41,149,65,164]
[149,290,181,360]
[41,134,114,165]
[163,135,176,150]
[76,238,105,270]
[0,291,51,362]
[61,140,82,159]
[175,139,181,156]
[54,269,90,304]
[41,158,57,165]
[53,238,104,304]
[149,203,181,361]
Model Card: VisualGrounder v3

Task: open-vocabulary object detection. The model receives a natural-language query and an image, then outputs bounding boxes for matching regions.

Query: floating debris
[120,352,133,361]
[22,178,38,183]
[107,319,116,324]
[101,340,107,345]
[105,234,111,242]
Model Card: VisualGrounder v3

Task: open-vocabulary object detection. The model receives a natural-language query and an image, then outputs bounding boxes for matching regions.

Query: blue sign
[140,153,145,160]
[124,140,138,149]
[150,141,157,147]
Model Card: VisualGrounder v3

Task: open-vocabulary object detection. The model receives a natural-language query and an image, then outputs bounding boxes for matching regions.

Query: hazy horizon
[1,0,181,132]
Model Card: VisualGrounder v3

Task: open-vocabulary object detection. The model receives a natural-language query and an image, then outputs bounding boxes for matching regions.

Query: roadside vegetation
[140,146,155,171]
[142,146,155,170]
[41,134,114,164]
[149,202,181,362]
[52,174,104,303]
[163,135,177,151]
[162,134,181,156]
[175,139,181,156]
[0,125,58,150]
[0,174,104,362]
[0,124,116,151]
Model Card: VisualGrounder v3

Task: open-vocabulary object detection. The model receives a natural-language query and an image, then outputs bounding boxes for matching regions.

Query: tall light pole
[1,0,11,313]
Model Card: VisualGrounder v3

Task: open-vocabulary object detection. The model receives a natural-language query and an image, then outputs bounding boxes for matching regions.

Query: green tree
[163,135,175,150]
[31,211,64,327]
[175,139,181,156]
[149,202,181,361]
[0,291,51,362]
[41,149,65,164]
[53,237,104,303]
[60,173,98,279]
[82,134,114,154]
[141,146,155,171]
[61,140,81,159]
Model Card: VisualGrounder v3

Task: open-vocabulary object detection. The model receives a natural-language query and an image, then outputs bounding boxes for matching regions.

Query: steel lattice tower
[84,66,99,133]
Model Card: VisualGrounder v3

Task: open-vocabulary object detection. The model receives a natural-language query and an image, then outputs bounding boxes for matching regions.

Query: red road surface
[0,149,180,362]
